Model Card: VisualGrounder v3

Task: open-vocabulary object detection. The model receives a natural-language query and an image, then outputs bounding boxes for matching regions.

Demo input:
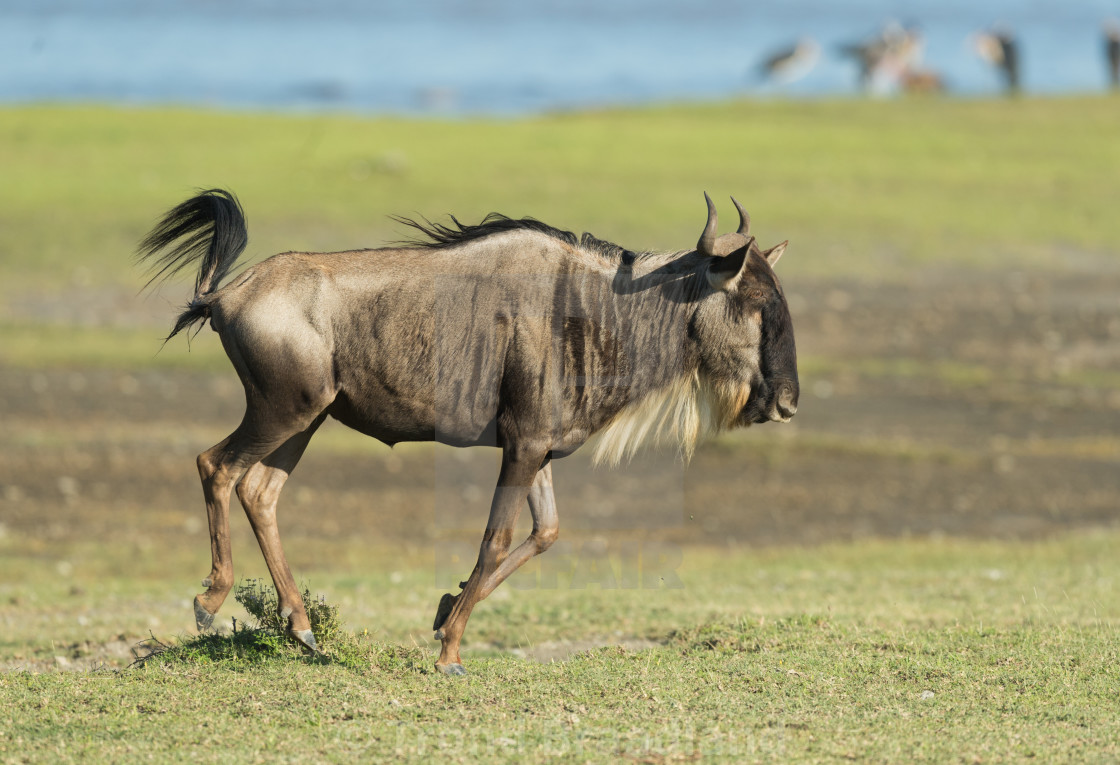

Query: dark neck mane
[392,212,637,263]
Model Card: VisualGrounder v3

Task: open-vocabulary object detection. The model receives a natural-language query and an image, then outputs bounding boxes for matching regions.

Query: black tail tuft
[136,189,248,339]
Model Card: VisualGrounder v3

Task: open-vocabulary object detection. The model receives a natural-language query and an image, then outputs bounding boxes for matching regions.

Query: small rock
[920,690,935,700]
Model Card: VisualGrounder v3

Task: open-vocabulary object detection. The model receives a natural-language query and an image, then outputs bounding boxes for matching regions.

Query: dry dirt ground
[2,262,1118,556]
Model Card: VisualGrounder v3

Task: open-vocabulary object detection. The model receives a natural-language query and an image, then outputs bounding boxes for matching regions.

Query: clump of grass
[359,643,432,675]
[134,624,293,667]
[134,580,349,669]
[668,614,831,654]
[134,629,431,673]
[234,578,343,648]
[667,618,763,654]
[132,580,431,672]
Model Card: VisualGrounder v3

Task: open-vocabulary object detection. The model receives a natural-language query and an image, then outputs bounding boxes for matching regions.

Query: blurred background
[1,1,1118,669]
[3,0,1120,112]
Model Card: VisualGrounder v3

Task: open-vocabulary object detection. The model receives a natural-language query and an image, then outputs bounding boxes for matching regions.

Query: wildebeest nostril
[777,385,798,418]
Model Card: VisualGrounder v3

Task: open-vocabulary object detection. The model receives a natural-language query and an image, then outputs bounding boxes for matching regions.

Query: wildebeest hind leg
[235,414,326,652]
[193,413,325,634]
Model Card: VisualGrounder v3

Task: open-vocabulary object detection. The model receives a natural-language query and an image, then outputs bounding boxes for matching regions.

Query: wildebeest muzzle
[741,378,799,425]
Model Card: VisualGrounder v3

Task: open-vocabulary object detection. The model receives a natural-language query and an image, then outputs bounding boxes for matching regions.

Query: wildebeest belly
[325,360,504,448]
[325,295,512,448]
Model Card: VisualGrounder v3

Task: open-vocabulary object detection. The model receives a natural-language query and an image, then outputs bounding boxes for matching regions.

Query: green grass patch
[0,322,230,371]
[2,98,1118,295]
[802,355,996,388]
[232,578,344,650]
[139,623,301,668]
[4,615,1118,762]
[2,531,1119,761]
[136,580,430,676]
[802,354,1120,393]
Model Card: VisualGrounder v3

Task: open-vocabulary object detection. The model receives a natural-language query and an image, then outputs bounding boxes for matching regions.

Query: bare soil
[2,264,1119,557]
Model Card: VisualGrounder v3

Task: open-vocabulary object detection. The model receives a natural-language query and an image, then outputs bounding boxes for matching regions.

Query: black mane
[579,232,637,265]
[392,213,577,250]
[392,212,636,263]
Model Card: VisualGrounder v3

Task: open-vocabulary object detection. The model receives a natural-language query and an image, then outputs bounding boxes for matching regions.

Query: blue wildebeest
[137,190,798,674]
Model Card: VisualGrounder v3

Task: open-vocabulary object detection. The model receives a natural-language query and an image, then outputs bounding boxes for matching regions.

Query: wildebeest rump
[136,190,799,674]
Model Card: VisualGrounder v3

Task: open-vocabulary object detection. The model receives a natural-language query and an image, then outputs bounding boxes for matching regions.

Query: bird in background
[757,38,821,86]
[838,21,924,93]
[1105,20,1120,90]
[972,26,1020,95]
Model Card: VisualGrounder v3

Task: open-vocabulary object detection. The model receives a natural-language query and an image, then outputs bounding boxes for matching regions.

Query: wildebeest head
[693,193,799,428]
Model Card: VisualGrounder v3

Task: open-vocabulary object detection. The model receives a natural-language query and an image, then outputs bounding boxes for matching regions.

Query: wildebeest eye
[745,287,768,302]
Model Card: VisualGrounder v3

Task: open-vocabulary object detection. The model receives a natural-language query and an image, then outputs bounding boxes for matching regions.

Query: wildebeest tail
[136,188,248,339]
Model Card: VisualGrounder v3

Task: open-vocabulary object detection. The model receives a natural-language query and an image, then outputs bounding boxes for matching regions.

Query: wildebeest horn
[731,196,750,236]
[697,192,719,256]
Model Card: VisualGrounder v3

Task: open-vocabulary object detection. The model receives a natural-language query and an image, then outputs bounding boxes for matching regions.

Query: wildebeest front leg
[434,450,548,674]
[478,461,558,600]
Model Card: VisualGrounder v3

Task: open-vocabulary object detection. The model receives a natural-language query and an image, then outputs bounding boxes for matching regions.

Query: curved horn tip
[697,191,719,256]
[730,196,750,235]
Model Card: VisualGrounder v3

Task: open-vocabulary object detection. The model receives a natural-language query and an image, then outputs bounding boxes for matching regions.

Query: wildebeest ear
[706,246,749,291]
[764,240,788,267]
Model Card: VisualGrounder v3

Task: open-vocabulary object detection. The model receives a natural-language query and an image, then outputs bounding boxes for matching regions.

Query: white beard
[591,371,751,466]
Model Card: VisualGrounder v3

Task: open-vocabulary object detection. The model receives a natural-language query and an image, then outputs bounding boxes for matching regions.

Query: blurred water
[2,0,1118,114]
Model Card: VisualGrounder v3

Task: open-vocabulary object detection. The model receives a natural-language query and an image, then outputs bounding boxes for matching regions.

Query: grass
[1,530,1118,762]
[0,322,230,371]
[2,98,1118,298]
[8,622,1116,762]
[232,578,344,648]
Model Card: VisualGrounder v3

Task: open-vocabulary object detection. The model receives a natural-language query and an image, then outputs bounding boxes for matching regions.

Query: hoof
[436,662,467,676]
[290,628,319,653]
[433,592,457,631]
[193,597,215,633]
